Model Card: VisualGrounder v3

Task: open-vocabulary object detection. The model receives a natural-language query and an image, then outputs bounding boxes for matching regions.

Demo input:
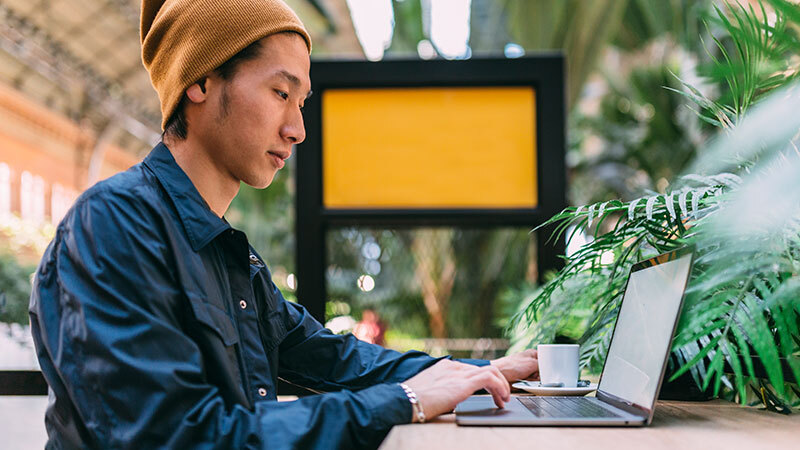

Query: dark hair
[162,39,265,140]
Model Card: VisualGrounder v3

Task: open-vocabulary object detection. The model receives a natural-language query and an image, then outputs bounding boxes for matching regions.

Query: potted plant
[509,0,800,412]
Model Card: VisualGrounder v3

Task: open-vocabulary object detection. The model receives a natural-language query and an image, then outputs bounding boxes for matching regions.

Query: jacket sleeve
[28,190,418,449]
[275,289,489,393]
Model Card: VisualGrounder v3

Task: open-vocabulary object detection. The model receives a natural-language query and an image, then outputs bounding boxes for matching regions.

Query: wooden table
[380,399,799,450]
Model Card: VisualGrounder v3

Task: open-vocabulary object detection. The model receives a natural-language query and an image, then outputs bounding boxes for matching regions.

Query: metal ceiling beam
[91,27,138,69]
[58,4,110,42]
[308,0,337,33]
[0,4,160,145]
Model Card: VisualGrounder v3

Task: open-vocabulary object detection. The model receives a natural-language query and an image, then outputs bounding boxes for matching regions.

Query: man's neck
[162,136,239,218]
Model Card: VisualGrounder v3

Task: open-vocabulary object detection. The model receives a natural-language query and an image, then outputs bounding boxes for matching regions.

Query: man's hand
[402,359,511,421]
[490,348,539,382]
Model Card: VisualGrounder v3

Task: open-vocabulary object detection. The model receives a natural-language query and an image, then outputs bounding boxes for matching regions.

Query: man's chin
[242,173,276,190]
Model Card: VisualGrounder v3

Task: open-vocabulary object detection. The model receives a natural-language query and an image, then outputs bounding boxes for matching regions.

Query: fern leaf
[671,334,723,381]
[702,346,725,393]
[645,196,658,220]
[666,193,677,220]
[720,337,748,402]
[691,188,707,217]
[679,191,690,218]
[597,201,608,226]
[738,292,785,395]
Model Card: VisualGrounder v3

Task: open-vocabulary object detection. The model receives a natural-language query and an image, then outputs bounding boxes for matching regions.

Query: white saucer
[512,381,598,396]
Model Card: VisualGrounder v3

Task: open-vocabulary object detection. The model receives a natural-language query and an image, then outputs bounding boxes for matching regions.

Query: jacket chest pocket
[187,294,239,346]
[261,311,288,352]
[254,288,287,352]
[186,294,251,408]
[251,269,288,351]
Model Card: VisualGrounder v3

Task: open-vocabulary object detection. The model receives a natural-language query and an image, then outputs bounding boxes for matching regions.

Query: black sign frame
[295,56,567,322]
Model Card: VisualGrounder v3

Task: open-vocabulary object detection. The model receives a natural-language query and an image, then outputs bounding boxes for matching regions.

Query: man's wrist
[399,383,426,423]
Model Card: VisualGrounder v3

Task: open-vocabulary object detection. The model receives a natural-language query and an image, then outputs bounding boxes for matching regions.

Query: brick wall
[0,82,140,226]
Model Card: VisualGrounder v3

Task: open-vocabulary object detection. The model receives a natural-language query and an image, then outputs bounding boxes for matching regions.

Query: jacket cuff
[362,383,414,428]
[454,358,490,367]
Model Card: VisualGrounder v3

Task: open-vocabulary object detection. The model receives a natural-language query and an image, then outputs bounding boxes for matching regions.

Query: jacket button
[239,300,247,309]
[258,388,267,397]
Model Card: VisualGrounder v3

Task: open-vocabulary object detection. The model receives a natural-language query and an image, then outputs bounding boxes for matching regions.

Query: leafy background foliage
[0,251,35,324]
[509,0,800,411]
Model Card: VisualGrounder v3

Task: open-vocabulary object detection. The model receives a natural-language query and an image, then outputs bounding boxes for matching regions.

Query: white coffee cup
[537,344,579,388]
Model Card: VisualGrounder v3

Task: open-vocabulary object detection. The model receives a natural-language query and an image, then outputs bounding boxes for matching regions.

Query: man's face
[193,33,311,189]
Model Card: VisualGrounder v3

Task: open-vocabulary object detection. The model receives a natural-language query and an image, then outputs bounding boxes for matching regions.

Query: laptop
[456,246,694,426]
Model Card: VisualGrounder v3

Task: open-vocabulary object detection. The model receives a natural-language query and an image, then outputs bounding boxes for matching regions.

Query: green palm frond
[510,0,800,410]
[671,0,800,128]
[510,181,727,369]
[511,152,800,406]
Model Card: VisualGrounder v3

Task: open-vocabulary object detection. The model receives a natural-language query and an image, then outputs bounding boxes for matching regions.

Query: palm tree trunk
[412,229,456,339]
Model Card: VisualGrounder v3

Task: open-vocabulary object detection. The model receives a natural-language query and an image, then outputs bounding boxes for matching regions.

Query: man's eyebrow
[275,70,312,98]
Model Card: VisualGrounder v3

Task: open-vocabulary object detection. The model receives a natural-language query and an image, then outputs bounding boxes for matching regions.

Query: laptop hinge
[596,390,650,418]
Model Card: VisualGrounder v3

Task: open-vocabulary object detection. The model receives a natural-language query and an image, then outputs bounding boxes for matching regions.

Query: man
[29,1,539,448]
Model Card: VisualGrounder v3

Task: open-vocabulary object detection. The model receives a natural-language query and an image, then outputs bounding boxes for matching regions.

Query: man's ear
[185,78,208,103]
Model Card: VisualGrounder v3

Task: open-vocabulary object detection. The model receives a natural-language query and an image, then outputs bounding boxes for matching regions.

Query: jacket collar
[143,142,231,251]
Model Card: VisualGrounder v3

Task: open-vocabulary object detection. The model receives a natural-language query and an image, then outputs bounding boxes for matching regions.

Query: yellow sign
[322,86,537,209]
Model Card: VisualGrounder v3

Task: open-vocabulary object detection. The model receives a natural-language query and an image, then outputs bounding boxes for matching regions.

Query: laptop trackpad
[455,396,528,417]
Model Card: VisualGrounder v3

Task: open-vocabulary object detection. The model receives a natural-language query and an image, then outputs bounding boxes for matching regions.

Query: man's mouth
[268,150,291,160]
[268,150,289,168]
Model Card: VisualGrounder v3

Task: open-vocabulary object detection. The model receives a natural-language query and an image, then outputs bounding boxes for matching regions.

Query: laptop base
[455,396,645,427]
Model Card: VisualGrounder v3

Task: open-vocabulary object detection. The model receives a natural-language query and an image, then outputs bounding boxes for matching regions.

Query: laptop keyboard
[517,397,623,419]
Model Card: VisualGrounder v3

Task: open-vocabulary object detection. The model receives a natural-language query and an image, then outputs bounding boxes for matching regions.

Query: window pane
[0,163,10,215]
[325,227,538,359]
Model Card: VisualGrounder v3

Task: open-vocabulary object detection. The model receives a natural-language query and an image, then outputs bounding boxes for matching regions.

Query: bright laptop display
[597,252,693,411]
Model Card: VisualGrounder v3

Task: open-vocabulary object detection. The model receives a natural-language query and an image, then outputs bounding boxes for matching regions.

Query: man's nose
[281,109,306,144]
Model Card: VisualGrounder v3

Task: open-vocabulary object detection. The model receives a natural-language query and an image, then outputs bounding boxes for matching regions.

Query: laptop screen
[597,252,693,411]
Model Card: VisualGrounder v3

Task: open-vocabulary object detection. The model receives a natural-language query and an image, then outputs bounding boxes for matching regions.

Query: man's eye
[275,90,289,100]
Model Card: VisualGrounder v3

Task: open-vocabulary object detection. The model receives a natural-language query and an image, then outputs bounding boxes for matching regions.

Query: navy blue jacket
[29,143,487,449]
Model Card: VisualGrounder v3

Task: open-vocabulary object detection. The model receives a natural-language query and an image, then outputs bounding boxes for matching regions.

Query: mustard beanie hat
[140,0,312,130]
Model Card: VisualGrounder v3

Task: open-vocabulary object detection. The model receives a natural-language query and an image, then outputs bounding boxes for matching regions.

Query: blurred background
[0,0,790,445]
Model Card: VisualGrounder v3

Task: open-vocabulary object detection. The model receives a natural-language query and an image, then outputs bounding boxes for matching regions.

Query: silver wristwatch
[399,383,426,423]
